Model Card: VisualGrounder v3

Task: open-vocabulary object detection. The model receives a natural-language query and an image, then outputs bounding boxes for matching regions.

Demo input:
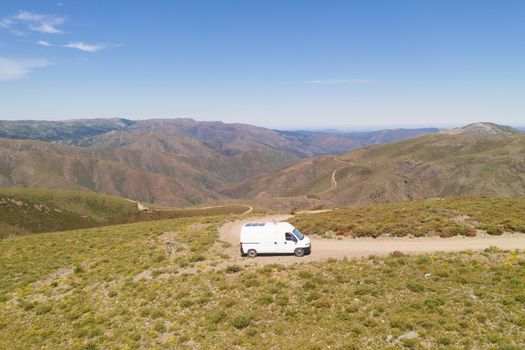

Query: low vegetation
[1,213,524,348]
[0,188,248,238]
[290,196,525,238]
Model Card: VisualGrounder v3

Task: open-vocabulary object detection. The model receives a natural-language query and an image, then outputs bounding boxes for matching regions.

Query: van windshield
[293,228,305,240]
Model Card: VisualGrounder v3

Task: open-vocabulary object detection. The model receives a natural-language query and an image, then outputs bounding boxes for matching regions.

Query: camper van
[240,222,311,257]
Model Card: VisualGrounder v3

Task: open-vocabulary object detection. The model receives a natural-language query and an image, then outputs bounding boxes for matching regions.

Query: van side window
[285,232,297,242]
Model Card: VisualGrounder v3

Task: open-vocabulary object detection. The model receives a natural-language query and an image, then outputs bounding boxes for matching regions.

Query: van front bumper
[304,245,311,255]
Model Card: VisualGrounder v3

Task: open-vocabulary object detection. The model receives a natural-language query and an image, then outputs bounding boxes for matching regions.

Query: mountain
[441,122,522,136]
[221,127,525,207]
[0,118,437,206]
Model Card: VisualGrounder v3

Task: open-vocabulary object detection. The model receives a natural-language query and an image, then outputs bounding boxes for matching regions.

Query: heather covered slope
[290,196,525,238]
[0,188,138,238]
[221,132,525,206]
[0,188,248,238]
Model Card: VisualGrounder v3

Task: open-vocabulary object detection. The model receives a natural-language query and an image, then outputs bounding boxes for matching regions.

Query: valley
[0,118,438,206]
[0,119,524,349]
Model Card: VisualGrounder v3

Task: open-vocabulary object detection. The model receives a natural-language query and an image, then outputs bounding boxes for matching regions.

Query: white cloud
[305,79,371,85]
[0,18,13,28]
[30,22,63,34]
[37,40,53,47]
[0,57,49,80]
[16,11,45,21]
[63,41,106,52]
[9,11,66,34]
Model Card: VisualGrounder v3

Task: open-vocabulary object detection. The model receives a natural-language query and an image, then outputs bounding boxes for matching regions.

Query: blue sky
[0,1,524,129]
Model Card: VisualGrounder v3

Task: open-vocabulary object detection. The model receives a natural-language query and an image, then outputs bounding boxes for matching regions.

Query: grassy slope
[0,188,248,238]
[0,215,524,349]
[290,196,525,238]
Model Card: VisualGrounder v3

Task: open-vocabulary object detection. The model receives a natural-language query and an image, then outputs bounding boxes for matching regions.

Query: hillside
[221,131,525,207]
[1,212,524,348]
[0,118,437,206]
[0,188,249,238]
[290,196,525,238]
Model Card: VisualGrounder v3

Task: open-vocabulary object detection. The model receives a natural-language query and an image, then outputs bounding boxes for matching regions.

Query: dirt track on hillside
[219,214,525,265]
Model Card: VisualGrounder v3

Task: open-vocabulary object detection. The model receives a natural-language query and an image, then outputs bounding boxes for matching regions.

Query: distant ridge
[0,118,135,143]
[441,122,521,136]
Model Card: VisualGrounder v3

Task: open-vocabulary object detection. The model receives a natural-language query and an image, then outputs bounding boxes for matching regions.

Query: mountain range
[0,118,438,206]
[0,119,522,208]
[220,123,525,208]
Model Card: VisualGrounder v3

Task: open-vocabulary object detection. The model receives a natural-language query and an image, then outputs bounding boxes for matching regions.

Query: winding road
[219,214,525,265]
[126,199,253,214]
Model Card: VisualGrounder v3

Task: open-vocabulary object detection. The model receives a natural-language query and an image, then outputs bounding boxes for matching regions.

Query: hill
[0,188,249,238]
[441,122,522,136]
[290,196,525,238]
[221,130,525,207]
[0,211,524,348]
[0,118,437,206]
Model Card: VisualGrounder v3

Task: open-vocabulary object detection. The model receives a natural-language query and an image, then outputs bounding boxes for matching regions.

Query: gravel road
[219,214,525,265]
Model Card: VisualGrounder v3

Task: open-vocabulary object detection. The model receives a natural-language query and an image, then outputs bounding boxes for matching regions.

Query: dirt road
[219,214,525,265]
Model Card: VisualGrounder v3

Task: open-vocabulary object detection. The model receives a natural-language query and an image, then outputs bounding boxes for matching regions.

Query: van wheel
[294,248,305,257]
[247,249,257,258]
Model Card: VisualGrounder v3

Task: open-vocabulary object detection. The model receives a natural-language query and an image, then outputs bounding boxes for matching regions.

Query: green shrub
[225,265,241,273]
[154,321,167,333]
[35,304,52,315]
[232,314,251,329]
[485,225,503,235]
[208,310,227,324]
[180,299,193,308]
[444,224,469,237]
[407,281,425,293]
[258,294,273,305]
[189,254,205,262]
[298,271,312,279]
[424,297,445,310]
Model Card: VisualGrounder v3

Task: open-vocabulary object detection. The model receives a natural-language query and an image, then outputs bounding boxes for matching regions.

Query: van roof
[244,223,266,227]
[243,222,295,229]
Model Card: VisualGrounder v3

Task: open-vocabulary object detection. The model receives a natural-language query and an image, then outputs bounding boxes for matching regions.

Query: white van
[240,222,311,257]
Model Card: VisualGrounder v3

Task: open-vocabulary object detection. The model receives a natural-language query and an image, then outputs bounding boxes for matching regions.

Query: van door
[278,231,297,254]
